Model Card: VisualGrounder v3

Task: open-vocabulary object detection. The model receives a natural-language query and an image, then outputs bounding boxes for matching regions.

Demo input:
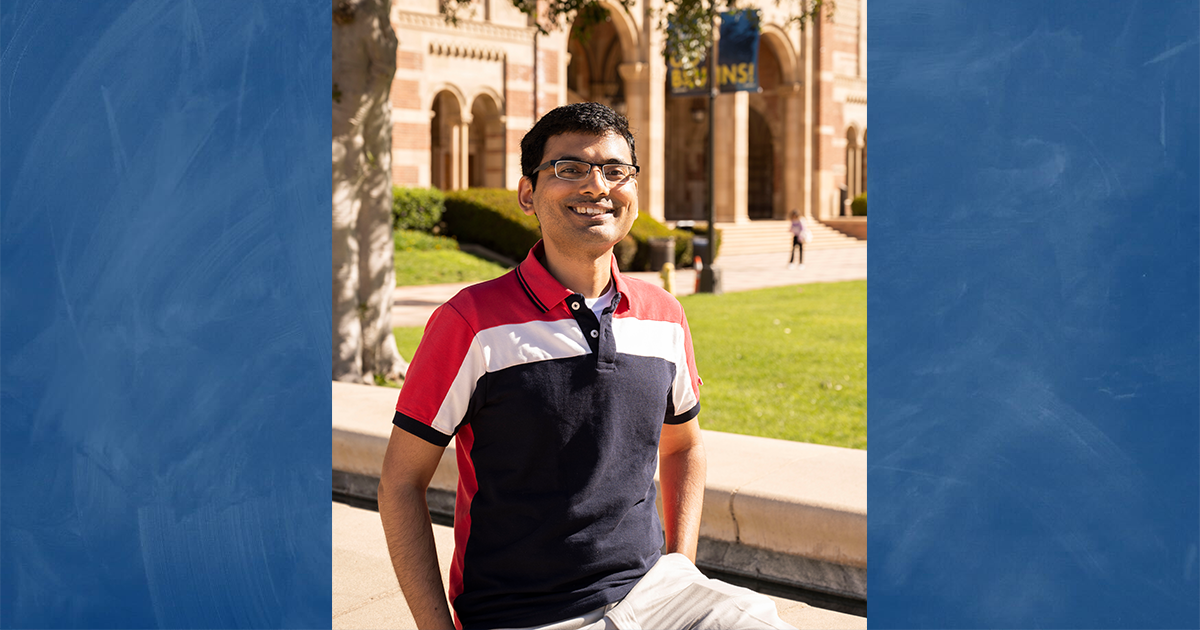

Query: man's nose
[577,165,612,195]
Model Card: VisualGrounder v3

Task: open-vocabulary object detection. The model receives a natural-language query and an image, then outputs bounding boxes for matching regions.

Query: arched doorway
[748,35,786,219]
[565,13,625,114]
[468,94,504,189]
[430,90,464,190]
[663,95,708,221]
[747,107,774,219]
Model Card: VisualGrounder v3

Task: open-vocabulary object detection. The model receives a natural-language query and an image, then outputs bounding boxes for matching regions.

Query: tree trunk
[332,0,407,383]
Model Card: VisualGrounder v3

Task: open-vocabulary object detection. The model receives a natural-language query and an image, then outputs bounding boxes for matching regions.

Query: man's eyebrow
[550,155,631,164]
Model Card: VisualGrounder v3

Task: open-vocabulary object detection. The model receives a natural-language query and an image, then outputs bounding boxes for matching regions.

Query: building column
[854,144,863,198]
[781,82,805,218]
[456,117,471,190]
[618,61,663,221]
[799,27,815,219]
[713,90,749,223]
[488,115,507,189]
[645,20,667,223]
[845,142,856,201]
[812,18,837,220]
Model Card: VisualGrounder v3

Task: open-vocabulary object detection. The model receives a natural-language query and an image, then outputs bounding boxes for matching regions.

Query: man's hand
[658,418,707,562]
[378,426,455,630]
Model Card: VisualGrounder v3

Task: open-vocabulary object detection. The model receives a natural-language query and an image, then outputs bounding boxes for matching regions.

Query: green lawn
[678,282,865,449]
[395,229,510,286]
[393,281,865,449]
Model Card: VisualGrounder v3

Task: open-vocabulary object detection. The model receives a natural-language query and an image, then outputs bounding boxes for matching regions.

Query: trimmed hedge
[628,214,703,271]
[442,189,541,263]
[851,193,867,216]
[441,187,709,271]
[393,187,445,231]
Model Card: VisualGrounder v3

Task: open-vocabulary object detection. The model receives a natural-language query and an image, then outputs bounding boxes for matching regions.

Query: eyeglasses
[531,159,640,183]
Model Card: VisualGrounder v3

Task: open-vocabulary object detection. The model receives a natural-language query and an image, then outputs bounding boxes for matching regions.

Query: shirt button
[590,329,599,338]
[571,302,580,310]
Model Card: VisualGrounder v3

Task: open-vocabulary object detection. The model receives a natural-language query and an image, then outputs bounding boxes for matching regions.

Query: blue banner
[668,54,710,97]
[717,10,760,93]
[667,10,760,97]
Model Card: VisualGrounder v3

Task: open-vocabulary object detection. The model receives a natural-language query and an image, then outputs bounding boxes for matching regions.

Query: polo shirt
[393,241,702,629]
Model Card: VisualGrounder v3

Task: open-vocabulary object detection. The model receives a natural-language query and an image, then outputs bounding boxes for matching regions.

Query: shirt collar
[515,240,630,313]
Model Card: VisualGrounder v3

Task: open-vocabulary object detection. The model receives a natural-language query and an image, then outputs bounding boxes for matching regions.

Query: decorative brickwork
[393,122,431,151]
[428,41,504,61]
[390,79,421,110]
[397,50,423,70]
[394,9,533,43]
[509,63,532,83]
[393,164,420,186]
[507,90,533,118]
[542,50,558,84]
[507,128,526,148]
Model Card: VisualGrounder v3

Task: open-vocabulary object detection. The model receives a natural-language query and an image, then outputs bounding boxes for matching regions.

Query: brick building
[390,0,866,226]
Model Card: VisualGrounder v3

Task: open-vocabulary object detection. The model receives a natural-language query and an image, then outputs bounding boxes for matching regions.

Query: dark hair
[520,102,637,190]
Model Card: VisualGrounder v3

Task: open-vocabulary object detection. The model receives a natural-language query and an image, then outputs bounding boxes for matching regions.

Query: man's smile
[567,202,614,217]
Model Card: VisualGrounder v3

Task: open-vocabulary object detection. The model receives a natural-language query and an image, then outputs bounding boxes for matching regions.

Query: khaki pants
[500,554,796,630]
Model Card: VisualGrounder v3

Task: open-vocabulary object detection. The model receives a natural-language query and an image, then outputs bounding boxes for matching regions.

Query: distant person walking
[788,209,810,269]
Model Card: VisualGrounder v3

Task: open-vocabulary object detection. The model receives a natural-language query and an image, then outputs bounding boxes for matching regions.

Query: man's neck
[540,242,614,298]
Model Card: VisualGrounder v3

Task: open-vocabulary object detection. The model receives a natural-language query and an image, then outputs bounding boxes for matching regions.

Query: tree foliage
[441,0,834,67]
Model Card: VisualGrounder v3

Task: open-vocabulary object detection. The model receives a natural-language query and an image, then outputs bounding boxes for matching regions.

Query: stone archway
[747,107,774,219]
[468,93,505,189]
[663,95,708,221]
[757,25,805,219]
[566,16,626,113]
[748,36,787,220]
[564,1,665,220]
[430,90,466,190]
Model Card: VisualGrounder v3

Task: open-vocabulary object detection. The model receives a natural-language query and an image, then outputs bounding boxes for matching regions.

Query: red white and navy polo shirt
[393,241,702,629]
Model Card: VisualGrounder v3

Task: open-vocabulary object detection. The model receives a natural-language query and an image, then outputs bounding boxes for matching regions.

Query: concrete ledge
[333,381,867,601]
[333,502,865,630]
[820,217,867,240]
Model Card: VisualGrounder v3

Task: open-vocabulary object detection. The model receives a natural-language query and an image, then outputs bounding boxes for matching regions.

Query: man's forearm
[659,441,707,561]
[378,480,455,630]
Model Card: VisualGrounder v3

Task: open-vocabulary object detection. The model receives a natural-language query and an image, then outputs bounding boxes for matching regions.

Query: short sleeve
[664,307,701,424]
[394,303,486,446]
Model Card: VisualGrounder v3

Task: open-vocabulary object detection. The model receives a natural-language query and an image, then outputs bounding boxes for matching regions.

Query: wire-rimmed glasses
[531,159,640,184]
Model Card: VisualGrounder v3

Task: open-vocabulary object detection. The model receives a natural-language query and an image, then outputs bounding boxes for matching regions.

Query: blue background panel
[1,1,331,627]
[869,1,1199,628]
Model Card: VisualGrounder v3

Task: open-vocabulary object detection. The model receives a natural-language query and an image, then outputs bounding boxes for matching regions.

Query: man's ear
[517,176,536,216]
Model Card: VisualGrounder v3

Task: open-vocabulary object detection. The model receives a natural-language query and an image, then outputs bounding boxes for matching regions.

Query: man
[379,103,794,629]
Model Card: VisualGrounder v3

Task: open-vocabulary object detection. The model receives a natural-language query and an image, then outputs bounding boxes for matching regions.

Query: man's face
[518,131,639,260]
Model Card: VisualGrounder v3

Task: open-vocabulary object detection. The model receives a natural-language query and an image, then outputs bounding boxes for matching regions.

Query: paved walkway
[393,245,866,327]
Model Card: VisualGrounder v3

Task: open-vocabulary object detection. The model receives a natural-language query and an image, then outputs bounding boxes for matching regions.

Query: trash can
[648,237,675,272]
[691,236,710,266]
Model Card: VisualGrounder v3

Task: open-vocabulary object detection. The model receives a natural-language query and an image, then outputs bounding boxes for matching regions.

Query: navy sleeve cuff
[665,402,700,425]
[393,411,454,447]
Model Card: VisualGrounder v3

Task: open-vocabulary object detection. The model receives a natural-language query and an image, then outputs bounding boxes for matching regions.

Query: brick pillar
[812,17,836,220]
[781,82,805,219]
[644,18,668,223]
[618,61,661,220]
[456,118,470,190]
[713,90,749,223]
